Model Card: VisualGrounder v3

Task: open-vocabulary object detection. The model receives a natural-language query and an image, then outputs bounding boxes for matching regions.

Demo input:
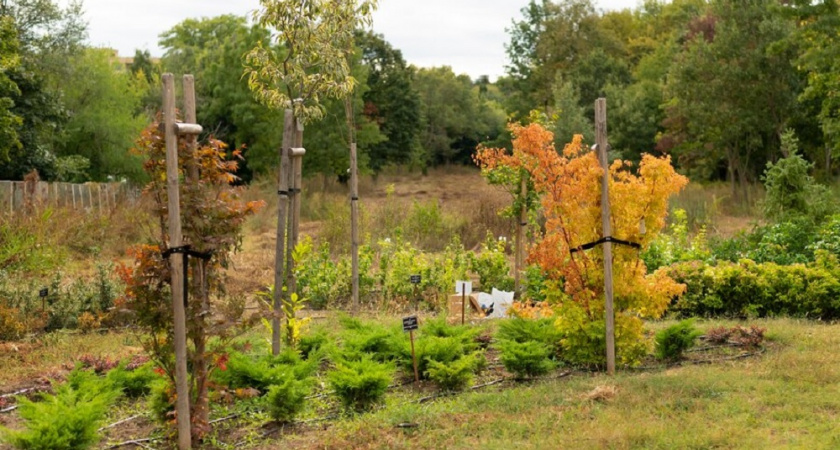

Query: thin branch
[209,413,240,425]
[98,414,143,432]
[104,438,160,450]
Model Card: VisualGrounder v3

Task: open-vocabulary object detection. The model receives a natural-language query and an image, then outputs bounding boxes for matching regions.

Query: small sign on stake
[402,315,419,331]
[39,288,48,298]
[409,274,421,284]
[455,280,472,295]
[402,316,420,383]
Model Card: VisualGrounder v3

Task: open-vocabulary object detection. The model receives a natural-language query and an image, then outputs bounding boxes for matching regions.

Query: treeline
[1,0,839,187]
[501,0,840,198]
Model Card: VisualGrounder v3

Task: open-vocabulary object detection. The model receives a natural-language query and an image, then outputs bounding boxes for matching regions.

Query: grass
[0,331,143,388]
[272,318,840,450]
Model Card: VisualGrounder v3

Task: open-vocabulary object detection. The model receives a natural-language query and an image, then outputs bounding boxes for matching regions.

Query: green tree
[0,0,87,180]
[786,0,840,177]
[357,31,421,172]
[415,66,505,165]
[661,0,799,197]
[56,48,147,181]
[0,16,22,163]
[160,15,283,179]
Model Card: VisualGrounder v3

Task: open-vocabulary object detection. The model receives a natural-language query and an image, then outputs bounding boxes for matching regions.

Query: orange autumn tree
[117,118,264,439]
[475,122,688,366]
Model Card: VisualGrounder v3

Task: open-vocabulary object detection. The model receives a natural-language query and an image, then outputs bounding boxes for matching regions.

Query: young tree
[120,120,263,440]
[476,123,687,367]
[245,0,377,354]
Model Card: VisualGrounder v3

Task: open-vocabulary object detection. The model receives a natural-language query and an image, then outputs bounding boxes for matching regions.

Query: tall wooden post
[514,174,527,296]
[595,98,616,376]
[350,142,360,310]
[285,119,304,313]
[272,110,293,355]
[162,73,192,449]
[183,75,199,182]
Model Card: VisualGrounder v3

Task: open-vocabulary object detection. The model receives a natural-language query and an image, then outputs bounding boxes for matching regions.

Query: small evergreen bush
[1,370,117,450]
[497,317,563,353]
[328,356,393,411]
[265,372,311,423]
[497,339,556,379]
[654,319,702,361]
[148,379,174,423]
[213,349,318,393]
[105,362,157,398]
[425,351,483,391]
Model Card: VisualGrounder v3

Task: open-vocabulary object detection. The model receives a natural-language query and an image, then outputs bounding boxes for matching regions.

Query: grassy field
[3,318,838,449]
[8,169,832,449]
[278,318,839,450]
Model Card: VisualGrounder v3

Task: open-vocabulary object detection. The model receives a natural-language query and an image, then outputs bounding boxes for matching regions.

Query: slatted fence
[0,180,140,214]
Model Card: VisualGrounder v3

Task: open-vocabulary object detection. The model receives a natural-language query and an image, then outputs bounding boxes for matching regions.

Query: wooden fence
[0,180,140,214]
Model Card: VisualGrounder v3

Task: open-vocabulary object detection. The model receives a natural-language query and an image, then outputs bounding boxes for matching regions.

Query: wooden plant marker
[456,281,472,325]
[403,316,420,383]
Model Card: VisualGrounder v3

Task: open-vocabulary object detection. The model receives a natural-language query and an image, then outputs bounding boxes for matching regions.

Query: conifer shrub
[148,379,174,423]
[105,362,157,398]
[328,356,393,411]
[496,339,557,379]
[497,317,563,354]
[265,373,311,423]
[337,315,403,362]
[654,319,702,361]
[213,349,317,393]
[426,351,484,391]
[1,370,117,450]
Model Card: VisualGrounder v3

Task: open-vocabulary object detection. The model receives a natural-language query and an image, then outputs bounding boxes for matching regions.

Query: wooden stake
[162,73,192,450]
[350,142,360,311]
[595,97,616,376]
[272,110,293,355]
[461,284,466,326]
[409,329,419,383]
[514,174,527,296]
[183,75,199,183]
[285,122,304,311]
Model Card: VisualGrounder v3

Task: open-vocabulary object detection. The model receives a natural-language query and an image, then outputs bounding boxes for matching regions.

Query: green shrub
[641,208,711,271]
[421,317,481,343]
[328,356,393,411]
[497,317,563,354]
[555,303,650,368]
[105,362,157,398]
[337,315,403,362]
[265,373,311,423]
[762,130,833,223]
[1,370,117,450]
[667,257,840,319]
[497,339,556,379]
[470,233,514,291]
[425,351,483,391]
[299,329,330,360]
[148,379,174,423]
[213,349,318,392]
[654,319,702,361]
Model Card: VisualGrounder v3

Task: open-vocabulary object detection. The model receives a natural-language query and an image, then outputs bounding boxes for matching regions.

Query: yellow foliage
[476,122,688,355]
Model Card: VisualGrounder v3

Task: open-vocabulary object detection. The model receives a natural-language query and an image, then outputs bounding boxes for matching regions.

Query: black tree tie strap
[162,245,213,308]
[570,236,641,254]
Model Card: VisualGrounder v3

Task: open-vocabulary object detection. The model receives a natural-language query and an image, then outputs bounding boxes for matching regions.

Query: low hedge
[666,254,840,319]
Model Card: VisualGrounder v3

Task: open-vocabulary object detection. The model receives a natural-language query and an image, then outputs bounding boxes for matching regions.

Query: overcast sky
[72,0,641,80]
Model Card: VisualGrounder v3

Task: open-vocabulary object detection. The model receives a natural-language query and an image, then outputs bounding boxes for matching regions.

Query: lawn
[278,318,840,450]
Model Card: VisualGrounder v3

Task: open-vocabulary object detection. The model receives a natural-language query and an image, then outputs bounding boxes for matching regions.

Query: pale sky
[71,0,640,80]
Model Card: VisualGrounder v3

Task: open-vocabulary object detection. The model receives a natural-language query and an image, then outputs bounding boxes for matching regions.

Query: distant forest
[1,0,839,189]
